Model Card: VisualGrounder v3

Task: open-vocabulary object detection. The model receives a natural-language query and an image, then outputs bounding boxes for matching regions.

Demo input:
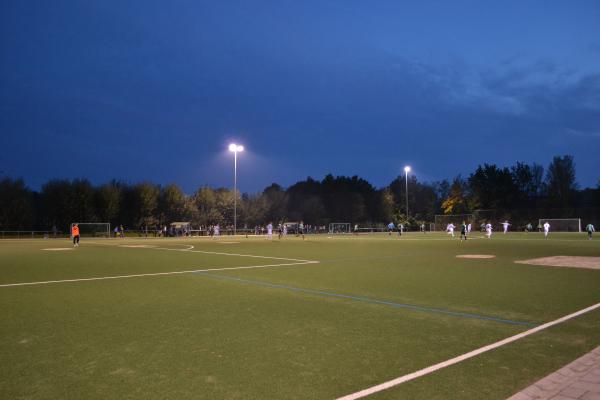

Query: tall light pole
[229,143,244,235]
[404,166,411,221]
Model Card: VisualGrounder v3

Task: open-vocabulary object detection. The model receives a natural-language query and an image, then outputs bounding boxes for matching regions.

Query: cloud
[428,59,600,119]
[565,128,600,138]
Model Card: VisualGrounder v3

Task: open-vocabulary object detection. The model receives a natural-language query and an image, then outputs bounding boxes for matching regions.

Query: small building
[169,222,191,237]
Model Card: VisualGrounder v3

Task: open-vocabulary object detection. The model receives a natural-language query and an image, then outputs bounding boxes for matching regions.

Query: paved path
[507,346,600,400]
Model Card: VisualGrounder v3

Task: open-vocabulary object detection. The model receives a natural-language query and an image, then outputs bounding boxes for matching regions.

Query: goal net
[71,223,111,238]
[329,223,351,234]
[433,214,474,232]
[538,218,581,232]
[355,227,387,234]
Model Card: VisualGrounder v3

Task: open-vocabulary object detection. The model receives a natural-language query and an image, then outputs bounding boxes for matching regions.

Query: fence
[0,231,64,239]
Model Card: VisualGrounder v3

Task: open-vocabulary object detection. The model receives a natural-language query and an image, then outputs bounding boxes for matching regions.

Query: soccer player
[420,223,426,233]
[398,223,403,236]
[526,223,533,233]
[502,220,511,234]
[460,221,467,241]
[213,224,220,238]
[485,222,493,239]
[298,221,305,240]
[543,221,550,238]
[266,222,273,240]
[71,223,80,247]
[446,223,455,237]
[387,222,395,235]
[467,223,472,234]
[354,224,359,235]
[586,223,595,240]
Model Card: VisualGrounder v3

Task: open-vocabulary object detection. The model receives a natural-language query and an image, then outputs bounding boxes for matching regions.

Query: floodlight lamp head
[229,143,244,152]
[404,166,411,173]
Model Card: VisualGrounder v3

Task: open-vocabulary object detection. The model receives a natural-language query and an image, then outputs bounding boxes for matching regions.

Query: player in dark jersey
[460,221,467,242]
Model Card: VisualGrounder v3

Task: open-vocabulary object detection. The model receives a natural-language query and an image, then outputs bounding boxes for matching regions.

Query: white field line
[86,241,316,263]
[336,301,600,400]
[154,246,315,262]
[0,260,318,288]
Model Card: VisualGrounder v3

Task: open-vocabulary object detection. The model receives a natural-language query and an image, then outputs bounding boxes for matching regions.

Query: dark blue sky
[1,1,599,193]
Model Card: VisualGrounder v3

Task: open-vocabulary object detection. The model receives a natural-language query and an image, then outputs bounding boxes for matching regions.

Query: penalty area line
[0,261,319,288]
[336,301,600,400]
[152,246,315,263]
[85,241,315,263]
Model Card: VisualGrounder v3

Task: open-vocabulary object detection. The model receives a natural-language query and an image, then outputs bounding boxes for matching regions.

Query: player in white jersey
[213,224,220,238]
[266,222,273,240]
[586,223,595,240]
[502,221,511,234]
[485,223,492,238]
[467,223,472,234]
[446,223,455,237]
[543,222,550,238]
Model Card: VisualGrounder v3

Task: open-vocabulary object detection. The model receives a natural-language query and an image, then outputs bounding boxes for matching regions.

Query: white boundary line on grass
[336,301,600,400]
[86,241,315,263]
[155,246,314,262]
[0,260,318,288]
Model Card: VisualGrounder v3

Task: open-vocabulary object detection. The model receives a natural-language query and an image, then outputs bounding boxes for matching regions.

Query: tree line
[1,155,598,231]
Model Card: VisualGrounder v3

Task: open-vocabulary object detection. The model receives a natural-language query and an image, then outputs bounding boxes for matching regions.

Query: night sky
[1,1,599,193]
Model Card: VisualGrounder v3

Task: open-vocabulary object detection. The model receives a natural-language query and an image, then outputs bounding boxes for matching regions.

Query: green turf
[0,233,598,399]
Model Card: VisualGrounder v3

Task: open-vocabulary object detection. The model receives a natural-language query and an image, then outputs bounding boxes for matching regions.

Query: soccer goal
[70,223,111,238]
[538,218,581,232]
[433,214,474,232]
[328,223,351,234]
[355,227,387,234]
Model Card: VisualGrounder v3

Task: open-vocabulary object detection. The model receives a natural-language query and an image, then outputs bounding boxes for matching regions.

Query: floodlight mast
[404,166,411,221]
[229,144,244,235]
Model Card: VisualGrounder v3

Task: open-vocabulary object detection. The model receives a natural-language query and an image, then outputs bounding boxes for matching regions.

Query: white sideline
[336,301,600,400]
[0,261,318,288]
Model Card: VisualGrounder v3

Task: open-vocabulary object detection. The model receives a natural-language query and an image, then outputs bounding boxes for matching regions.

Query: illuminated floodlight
[228,143,245,235]
[229,143,244,152]
[404,166,411,221]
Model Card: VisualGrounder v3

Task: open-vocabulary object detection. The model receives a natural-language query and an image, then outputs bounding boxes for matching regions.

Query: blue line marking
[194,272,537,327]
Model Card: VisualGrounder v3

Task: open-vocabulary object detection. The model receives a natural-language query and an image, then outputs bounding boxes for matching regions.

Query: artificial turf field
[1,233,599,399]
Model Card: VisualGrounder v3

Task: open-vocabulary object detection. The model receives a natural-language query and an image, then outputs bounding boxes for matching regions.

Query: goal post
[433,214,474,232]
[70,223,111,238]
[538,218,581,232]
[328,223,351,234]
